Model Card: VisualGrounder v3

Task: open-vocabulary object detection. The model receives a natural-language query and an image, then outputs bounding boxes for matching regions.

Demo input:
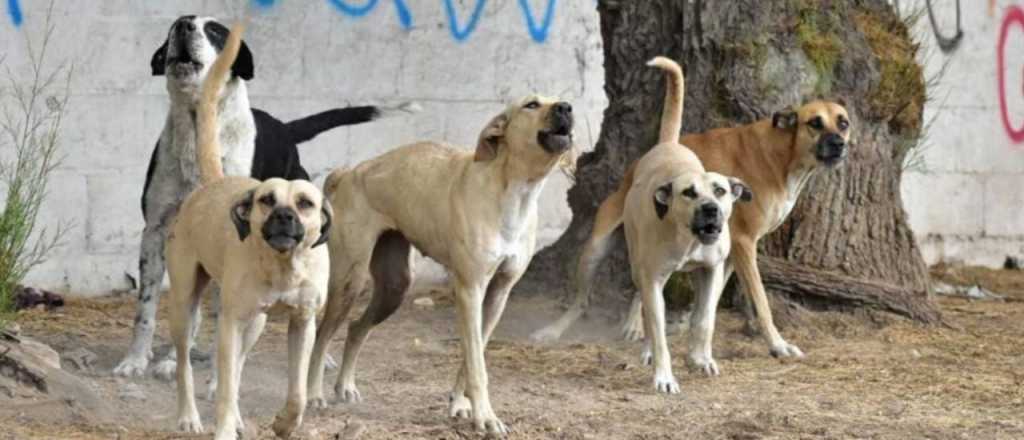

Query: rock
[118,383,146,401]
[1005,256,1022,271]
[19,337,61,370]
[3,322,21,335]
[413,297,435,307]
[62,348,97,372]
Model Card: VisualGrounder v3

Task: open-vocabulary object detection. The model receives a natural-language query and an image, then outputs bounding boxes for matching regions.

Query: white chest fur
[767,169,816,233]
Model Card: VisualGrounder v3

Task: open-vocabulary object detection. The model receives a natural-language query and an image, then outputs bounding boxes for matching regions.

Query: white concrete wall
[899,0,1024,266]
[4,0,1021,295]
[2,0,606,295]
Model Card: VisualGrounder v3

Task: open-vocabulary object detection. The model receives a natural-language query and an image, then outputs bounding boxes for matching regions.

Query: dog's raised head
[475,94,575,178]
[772,99,851,168]
[653,172,753,245]
[230,178,332,255]
[151,15,254,92]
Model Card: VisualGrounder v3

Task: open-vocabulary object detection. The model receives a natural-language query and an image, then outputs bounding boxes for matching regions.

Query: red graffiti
[997,5,1024,145]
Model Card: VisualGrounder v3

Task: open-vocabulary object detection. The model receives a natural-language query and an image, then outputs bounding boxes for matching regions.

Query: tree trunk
[520,0,936,323]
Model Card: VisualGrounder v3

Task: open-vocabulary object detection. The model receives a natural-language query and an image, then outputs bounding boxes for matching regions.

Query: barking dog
[306,95,576,434]
[116,15,388,377]
[166,22,330,440]
[532,77,852,362]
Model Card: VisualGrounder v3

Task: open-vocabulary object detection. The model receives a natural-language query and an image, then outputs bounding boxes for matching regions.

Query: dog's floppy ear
[232,40,255,81]
[230,189,255,241]
[772,108,799,130]
[653,182,673,219]
[474,113,508,162]
[313,197,333,248]
[728,177,753,202]
[151,40,168,76]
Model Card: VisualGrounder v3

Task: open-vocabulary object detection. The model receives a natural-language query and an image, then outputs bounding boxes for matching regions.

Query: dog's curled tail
[647,56,685,145]
[197,21,246,184]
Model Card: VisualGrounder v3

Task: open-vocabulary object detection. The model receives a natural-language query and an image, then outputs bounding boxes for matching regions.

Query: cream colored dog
[616,57,750,392]
[306,94,576,434]
[164,22,331,440]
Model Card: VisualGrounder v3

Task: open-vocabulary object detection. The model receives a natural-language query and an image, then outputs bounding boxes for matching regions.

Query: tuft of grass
[0,2,72,326]
[854,8,925,138]
[794,1,842,95]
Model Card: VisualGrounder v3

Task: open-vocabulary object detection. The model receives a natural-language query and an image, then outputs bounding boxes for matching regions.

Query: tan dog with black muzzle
[164,21,331,440]
[599,57,750,392]
[533,72,852,362]
[306,94,576,434]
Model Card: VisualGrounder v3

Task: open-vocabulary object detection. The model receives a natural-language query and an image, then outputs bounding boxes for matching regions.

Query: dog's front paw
[271,410,301,438]
[621,317,645,342]
[474,410,508,436]
[176,411,203,433]
[448,392,472,419]
[686,354,720,377]
[529,326,563,343]
[653,372,680,394]
[151,358,177,381]
[335,383,362,403]
[308,395,329,410]
[769,340,805,359]
[112,353,150,377]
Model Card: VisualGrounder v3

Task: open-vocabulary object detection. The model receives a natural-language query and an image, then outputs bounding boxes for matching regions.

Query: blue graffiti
[7,0,22,27]
[253,0,557,43]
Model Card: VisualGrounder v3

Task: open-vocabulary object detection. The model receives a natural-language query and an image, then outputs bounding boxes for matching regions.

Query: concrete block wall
[899,0,1024,266]
[3,1,1021,295]
[2,0,606,295]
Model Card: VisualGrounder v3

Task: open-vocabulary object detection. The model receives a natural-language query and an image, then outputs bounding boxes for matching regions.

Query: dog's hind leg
[307,263,367,409]
[530,181,628,343]
[168,259,208,433]
[335,231,413,403]
[685,264,727,377]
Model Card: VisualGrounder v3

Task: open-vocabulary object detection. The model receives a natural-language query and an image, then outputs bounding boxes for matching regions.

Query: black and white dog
[114,15,395,376]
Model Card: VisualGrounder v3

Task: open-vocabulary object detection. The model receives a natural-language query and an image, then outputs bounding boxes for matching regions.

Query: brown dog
[532,99,851,359]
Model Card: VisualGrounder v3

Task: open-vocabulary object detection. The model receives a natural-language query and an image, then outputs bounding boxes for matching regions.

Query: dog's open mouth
[692,223,722,245]
[264,234,301,253]
[538,125,573,153]
[816,152,845,167]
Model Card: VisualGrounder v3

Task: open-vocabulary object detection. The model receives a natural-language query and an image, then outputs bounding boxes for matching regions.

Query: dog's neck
[751,120,821,200]
[249,241,309,290]
[477,151,551,243]
[163,77,253,183]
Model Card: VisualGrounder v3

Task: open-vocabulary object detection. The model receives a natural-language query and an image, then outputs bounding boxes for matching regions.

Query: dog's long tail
[197,21,245,184]
[284,107,380,144]
[647,56,685,145]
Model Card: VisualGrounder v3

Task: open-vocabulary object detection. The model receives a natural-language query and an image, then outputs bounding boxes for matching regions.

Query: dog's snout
[554,102,572,115]
[826,133,845,148]
[270,207,297,222]
[700,203,719,217]
[175,19,196,34]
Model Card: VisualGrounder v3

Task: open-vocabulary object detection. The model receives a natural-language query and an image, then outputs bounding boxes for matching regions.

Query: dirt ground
[2,265,1023,439]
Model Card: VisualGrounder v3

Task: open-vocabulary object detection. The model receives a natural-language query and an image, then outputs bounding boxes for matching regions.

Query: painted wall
[3,0,1021,295]
[2,0,606,294]
[899,0,1024,266]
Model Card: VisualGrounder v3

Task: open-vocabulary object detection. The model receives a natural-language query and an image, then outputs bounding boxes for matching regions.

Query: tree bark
[519,0,937,322]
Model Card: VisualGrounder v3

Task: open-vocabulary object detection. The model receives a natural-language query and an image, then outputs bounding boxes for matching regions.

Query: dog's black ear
[474,113,508,162]
[772,108,798,130]
[653,182,673,219]
[232,40,255,81]
[313,197,333,248]
[151,40,168,76]
[230,189,255,241]
[729,177,753,202]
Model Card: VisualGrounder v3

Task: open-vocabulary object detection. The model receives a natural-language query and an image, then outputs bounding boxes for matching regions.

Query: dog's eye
[258,194,275,206]
[837,119,849,131]
[681,186,697,199]
[297,198,315,210]
[713,186,727,198]
[808,117,825,130]
[523,101,540,110]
